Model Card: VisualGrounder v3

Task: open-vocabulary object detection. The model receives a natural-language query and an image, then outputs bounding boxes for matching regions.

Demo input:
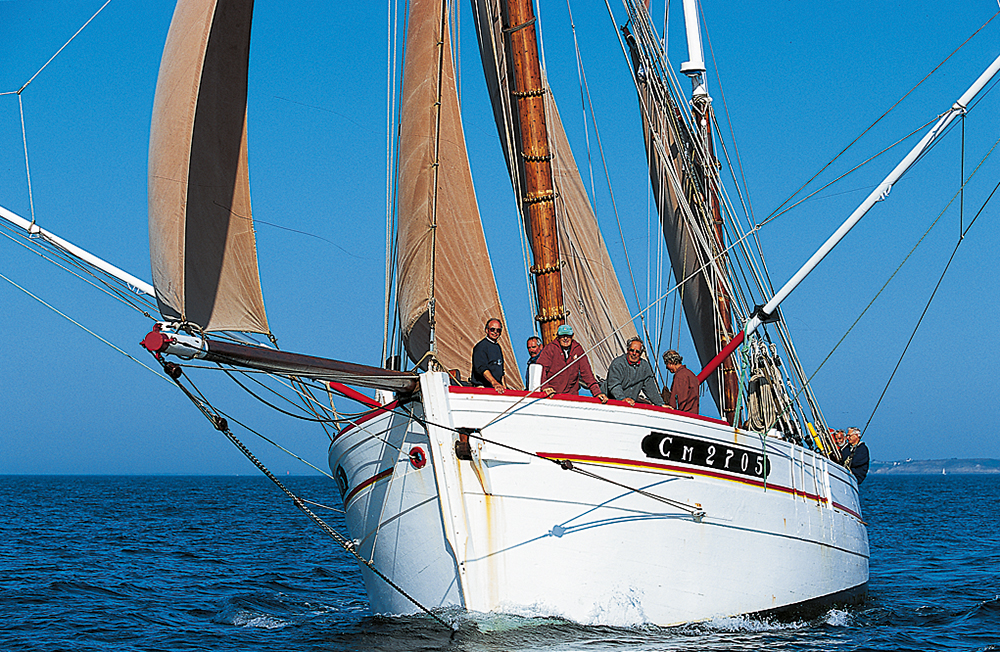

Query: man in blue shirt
[470,318,506,393]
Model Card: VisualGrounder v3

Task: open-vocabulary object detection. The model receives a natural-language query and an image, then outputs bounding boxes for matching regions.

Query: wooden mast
[505,0,566,344]
[693,98,739,424]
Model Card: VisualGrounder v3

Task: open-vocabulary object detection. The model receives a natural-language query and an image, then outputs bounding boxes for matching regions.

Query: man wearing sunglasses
[470,318,507,394]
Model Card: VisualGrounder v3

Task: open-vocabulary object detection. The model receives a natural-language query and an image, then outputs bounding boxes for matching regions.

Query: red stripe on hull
[535,451,834,505]
[344,467,394,505]
[448,386,728,426]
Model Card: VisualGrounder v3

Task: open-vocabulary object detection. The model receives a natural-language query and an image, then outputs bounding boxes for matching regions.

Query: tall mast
[681,0,738,423]
[505,0,566,344]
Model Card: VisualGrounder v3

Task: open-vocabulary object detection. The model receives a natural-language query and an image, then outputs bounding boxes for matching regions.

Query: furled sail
[148,0,269,334]
[624,22,735,416]
[396,0,521,387]
[471,0,638,377]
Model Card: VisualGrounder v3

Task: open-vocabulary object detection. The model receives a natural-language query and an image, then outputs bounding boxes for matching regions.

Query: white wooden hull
[328,372,868,626]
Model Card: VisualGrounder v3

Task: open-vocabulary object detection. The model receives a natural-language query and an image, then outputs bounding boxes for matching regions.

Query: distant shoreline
[870,459,1000,475]
[3,459,1000,476]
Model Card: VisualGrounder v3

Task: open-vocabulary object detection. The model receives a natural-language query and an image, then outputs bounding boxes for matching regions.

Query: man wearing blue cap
[536,324,608,403]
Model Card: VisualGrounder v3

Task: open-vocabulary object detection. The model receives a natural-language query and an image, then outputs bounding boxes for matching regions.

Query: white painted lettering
[724,450,734,469]
[706,445,716,465]
[658,436,673,458]
[682,445,694,462]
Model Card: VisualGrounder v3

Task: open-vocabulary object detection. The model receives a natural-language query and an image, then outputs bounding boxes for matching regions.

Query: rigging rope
[0,270,166,381]
[161,363,457,633]
[2,0,116,226]
[763,9,1000,225]
[762,132,1000,442]
[0,226,157,319]
[864,172,1000,435]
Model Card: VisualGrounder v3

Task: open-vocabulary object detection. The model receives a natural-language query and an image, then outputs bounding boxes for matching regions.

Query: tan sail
[148,0,269,334]
[396,0,521,387]
[471,0,638,377]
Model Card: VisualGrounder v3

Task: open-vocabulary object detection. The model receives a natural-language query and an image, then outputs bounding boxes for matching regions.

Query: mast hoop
[534,307,569,323]
[503,17,536,34]
[512,87,547,98]
[523,190,559,205]
[529,260,565,275]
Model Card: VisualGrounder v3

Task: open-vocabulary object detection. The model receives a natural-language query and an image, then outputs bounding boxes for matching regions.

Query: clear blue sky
[2,0,998,475]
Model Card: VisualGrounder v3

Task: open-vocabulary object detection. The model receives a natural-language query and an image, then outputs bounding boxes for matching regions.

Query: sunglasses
[488,327,502,333]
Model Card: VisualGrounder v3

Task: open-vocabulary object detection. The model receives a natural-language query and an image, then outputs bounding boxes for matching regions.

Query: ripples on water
[1,474,997,651]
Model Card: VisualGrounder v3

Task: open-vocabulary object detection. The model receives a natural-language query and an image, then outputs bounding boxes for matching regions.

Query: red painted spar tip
[697,330,745,384]
[141,330,170,353]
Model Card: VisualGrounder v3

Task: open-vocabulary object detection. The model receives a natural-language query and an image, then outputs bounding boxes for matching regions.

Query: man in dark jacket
[470,318,506,394]
[844,427,870,484]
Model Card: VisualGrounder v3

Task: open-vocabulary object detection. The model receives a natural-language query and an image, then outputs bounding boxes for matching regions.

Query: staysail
[148,0,269,334]
[471,0,639,376]
[396,0,521,386]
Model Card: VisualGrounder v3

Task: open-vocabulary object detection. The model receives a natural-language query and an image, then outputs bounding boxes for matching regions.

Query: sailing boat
[3,0,998,627]
[143,0,872,625]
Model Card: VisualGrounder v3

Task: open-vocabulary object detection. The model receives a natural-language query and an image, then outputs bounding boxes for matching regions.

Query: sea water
[1,473,997,651]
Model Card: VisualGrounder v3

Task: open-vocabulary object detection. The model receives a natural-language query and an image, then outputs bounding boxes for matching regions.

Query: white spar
[745,50,1000,337]
[0,204,154,296]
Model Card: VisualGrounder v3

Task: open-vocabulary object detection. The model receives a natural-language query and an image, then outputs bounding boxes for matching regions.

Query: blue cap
[556,324,574,336]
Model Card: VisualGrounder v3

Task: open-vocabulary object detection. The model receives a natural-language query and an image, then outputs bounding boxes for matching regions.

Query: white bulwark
[329,372,868,626]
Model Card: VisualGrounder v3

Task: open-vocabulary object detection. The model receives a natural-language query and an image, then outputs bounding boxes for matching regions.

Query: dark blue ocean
[1,474,998,651]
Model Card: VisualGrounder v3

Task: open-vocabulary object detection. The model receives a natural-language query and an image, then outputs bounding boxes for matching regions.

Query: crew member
[832,429,849,461]
[843,427,870,484]
[525,336,542,380]
[662,349,699,414]
[537,324,607,403]
[470,318,506,394]
[605,337,664,406]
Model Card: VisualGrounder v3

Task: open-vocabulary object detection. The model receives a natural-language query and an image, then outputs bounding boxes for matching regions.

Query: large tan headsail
[471,0,638,377]
[396,0,521,386]
[148,0,269,334]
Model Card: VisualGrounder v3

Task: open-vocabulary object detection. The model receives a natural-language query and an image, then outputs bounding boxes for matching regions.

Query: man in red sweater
[661,349,699,414]
[537,324,608,403]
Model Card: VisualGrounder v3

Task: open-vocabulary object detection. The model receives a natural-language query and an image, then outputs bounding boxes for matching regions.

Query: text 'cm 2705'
[641,432,772,479]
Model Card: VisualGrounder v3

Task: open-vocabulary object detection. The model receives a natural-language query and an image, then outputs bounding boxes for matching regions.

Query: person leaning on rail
[661,349,699,414]
[470,318,506,394]
[537,324,607,403]
[843,427,870,484]
[605,337,664,407]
